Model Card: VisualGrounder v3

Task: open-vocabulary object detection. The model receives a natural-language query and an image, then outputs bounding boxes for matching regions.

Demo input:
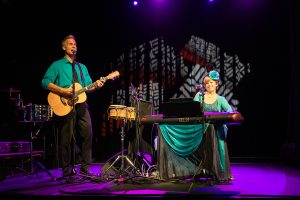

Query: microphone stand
[71,60,77,176]
[200,86,206,177]
[189,85,207,192]
[132,92,140,156]
[130,85,144,174]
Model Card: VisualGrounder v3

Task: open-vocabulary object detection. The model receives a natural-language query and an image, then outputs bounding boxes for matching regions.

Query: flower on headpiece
[208,70,220,81]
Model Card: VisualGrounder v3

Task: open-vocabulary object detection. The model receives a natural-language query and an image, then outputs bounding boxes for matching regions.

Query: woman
[193,70,233,182]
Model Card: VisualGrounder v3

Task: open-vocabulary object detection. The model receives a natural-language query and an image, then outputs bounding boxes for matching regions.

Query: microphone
[137,86,141,98]
[197,84,205,96]
[130,83,137,97]
[72,49,77,55]
[197,84,205,115]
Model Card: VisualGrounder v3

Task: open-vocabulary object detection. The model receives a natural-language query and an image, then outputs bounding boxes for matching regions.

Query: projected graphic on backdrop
[111,35,250,112]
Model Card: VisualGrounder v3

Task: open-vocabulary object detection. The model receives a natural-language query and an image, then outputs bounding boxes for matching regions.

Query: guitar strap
[73,61,86,87]
[72,61,79,83]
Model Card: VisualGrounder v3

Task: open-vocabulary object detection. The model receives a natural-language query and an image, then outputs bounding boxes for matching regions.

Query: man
[41,35,104,178]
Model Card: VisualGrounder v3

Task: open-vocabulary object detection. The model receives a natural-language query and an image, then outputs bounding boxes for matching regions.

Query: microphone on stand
[72,49,77,55]
[196,84,205,116]
[130,82,138,99]
[137,86,141,99]
[196,84,205,96]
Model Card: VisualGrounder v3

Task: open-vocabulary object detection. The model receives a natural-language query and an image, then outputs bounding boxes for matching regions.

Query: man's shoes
[79,170,90,176]
[79,169,99,177]
[70,168,77,176]
[62,168,77,177]
[61,167,77,178]
[79,168,94,176]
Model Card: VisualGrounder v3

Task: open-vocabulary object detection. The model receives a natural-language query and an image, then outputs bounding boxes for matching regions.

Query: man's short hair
[61,35,76,47]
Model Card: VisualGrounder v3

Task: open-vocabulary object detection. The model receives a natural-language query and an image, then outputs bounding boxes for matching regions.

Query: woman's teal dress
[157,93,233,182]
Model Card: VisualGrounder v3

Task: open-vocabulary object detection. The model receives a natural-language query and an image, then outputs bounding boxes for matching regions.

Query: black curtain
[283,0,300,167]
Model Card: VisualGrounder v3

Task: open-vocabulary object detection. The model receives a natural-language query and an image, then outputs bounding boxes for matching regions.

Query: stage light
[132,0,139,6]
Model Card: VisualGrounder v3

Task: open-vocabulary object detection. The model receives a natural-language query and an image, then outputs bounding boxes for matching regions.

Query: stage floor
[0,161,300,199]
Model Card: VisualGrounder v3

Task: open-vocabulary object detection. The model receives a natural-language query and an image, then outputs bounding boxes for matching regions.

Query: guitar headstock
[106,71,120,80]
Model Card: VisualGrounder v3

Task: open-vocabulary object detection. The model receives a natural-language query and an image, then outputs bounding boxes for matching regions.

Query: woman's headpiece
[208,70,220,81]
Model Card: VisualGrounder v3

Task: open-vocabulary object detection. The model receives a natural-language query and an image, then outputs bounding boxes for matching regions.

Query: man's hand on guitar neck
[96,78,105,89]
[87,78,105,92]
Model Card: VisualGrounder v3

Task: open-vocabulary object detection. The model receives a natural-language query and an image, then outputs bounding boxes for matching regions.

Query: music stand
[102,114,138,178]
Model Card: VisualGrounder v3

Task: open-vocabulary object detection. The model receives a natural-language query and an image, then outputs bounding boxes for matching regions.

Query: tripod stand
[102,118,138,177]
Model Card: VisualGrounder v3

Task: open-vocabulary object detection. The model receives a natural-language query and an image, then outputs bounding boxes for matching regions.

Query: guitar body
[48,83,87,116]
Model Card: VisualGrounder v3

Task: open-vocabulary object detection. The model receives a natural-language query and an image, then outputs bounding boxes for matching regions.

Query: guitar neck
[75,76,109,96]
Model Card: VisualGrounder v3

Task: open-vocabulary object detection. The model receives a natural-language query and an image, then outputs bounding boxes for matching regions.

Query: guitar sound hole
[67,97,79,106]
[60,97,67,106]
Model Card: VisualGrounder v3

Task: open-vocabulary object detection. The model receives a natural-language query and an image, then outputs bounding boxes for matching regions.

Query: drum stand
[102,118,138,178]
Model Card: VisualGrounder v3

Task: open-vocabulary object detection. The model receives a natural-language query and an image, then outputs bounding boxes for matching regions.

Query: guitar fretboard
[75,76,109,96]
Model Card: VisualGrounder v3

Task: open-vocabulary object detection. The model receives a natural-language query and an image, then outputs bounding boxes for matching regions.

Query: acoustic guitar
[47,71,120,116]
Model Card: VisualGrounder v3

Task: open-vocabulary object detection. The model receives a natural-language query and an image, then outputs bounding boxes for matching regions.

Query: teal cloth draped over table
[159,124,208,157]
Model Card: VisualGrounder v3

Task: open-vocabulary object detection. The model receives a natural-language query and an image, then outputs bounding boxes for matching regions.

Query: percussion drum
[32,104,52,121]
[126,107,136,120]
[26,105,33,121]
[108,105,127,119]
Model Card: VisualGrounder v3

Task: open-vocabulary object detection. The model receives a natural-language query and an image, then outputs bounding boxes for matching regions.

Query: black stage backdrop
[1,0,299,166]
